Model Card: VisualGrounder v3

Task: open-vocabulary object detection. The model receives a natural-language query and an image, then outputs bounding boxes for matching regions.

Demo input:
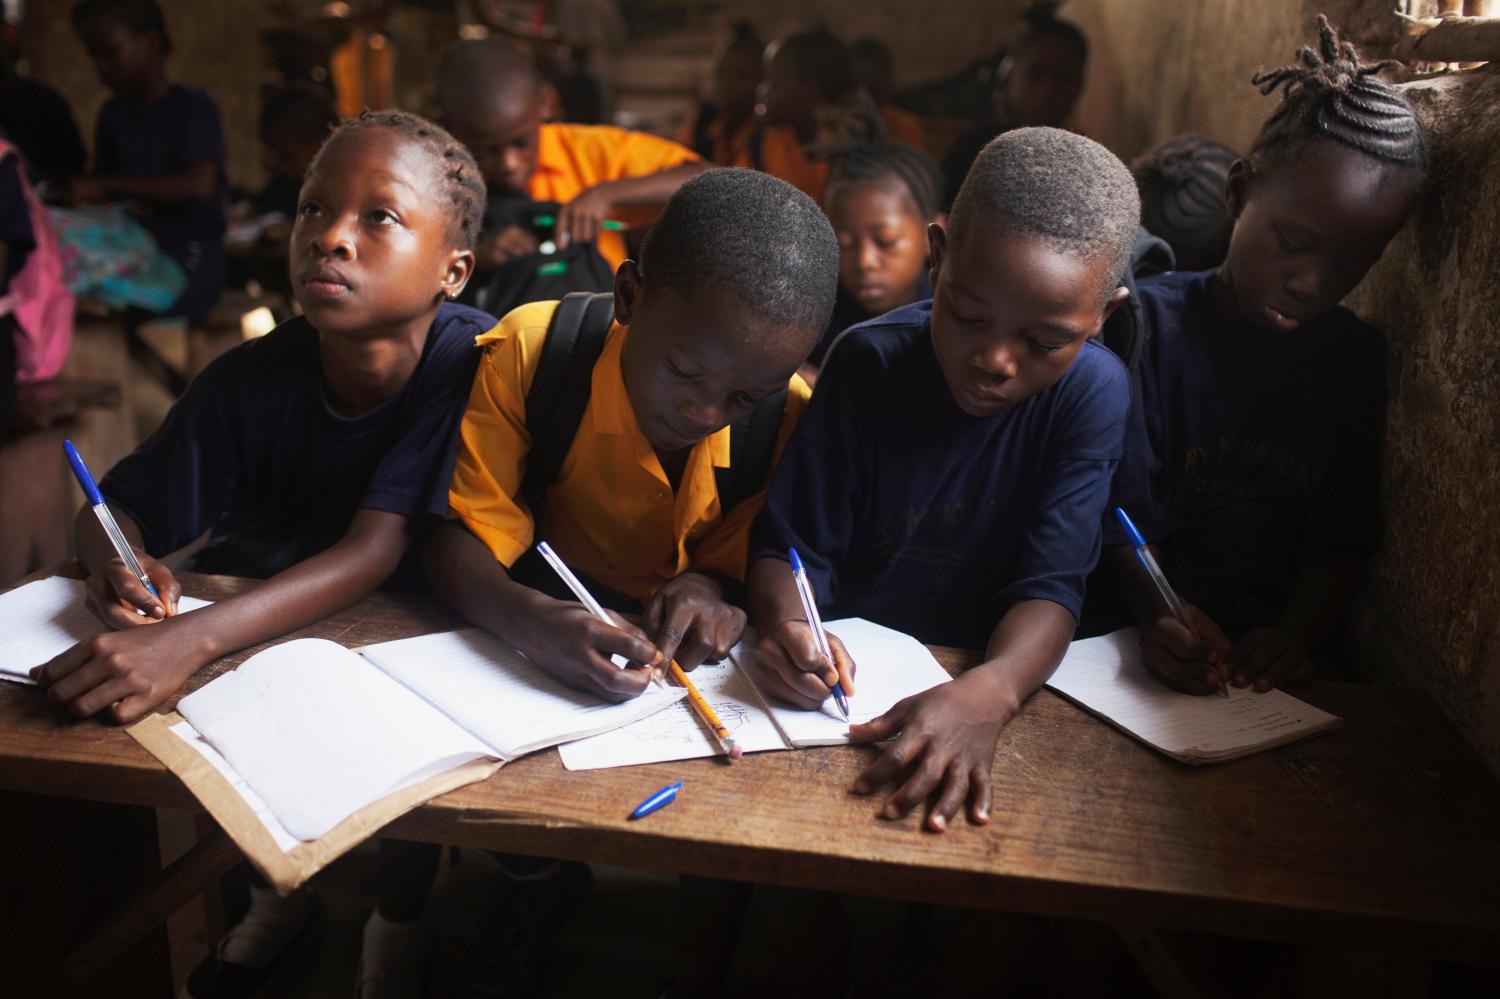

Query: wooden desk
[2,569,1498,964]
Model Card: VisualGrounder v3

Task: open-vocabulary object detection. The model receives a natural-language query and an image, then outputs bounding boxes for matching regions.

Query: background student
[737,27,854,204]
[677,21,764,166]
[1131,134,1240,272]
[1102,17,1428,697]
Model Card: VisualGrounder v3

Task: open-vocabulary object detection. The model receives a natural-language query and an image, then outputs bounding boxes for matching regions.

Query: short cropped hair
[639,168,839,337]
[319,111,487,249]
[435,38,542,116]
[72,0,171,54]
[949,126,1140,290]
[259,84,338,147]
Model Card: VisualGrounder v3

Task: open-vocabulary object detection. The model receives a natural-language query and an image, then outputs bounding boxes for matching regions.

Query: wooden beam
[1396,14,1500,62]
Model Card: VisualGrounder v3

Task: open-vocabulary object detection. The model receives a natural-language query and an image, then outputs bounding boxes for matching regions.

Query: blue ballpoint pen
[629,781,682,820]
[64,439,160,604]
[1114,506,1227,697]
[788,547,851,721]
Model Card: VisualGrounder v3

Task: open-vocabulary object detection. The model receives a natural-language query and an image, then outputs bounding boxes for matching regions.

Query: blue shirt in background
[101,303,492,580]
[1107,269,1384,637]
[94,84,226,321]
[751,301,1130,649]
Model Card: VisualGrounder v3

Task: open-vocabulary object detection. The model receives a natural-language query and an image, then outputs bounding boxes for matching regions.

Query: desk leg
[1113,923,1201,999]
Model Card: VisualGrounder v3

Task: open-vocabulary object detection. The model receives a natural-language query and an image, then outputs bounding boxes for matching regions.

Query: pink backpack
[0,139,74,383]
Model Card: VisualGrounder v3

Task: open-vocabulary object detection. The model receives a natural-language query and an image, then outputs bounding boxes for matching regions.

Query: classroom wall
[1065,0,1500,777]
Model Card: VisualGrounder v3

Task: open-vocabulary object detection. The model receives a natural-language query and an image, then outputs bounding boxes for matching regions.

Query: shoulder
[168,84,220,113]
[473,299,562,393]
[174,316,315,409]
[823,301,931,378]
[1064,339,1129,399]
[423,301,495,368]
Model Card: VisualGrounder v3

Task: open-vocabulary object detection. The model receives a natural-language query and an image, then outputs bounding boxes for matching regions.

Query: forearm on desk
[421,518,555,647]
[963,599,1077,717]
[747,556,805,633]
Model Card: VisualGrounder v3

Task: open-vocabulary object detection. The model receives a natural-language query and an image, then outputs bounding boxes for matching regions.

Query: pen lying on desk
[536,541,742,759]
[1114,506,1227,697]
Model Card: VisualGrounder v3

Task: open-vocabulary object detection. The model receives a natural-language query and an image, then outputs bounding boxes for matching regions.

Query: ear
[1225,158,1254,220]
[1092,285,1131,338]
[441,248,475,300]
[612,259,643,325]
[927,222,948,288]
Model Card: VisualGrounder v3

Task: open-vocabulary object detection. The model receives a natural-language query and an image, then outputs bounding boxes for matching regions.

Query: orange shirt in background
[675,106,757,166]
[732,126,829,205]
[881,106,925,150]
[528,123,700,269]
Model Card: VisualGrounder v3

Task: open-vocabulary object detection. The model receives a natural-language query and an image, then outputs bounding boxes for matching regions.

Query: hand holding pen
[1115,507,1232,696]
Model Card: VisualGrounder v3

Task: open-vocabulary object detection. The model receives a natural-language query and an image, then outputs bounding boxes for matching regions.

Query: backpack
[458,198,614,319]
[0,139,74,384]
[520,292,788,519]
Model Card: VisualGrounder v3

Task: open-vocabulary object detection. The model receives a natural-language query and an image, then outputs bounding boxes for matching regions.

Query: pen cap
[788,547,804,573]
[1113,506,1147,548]
[63,439,105,506]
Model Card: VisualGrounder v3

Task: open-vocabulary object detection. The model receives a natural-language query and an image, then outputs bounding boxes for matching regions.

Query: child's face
[714,42,763,121]
[760,49,818,128]
[615,266,811,454]
[445,99,543,196]
[995,37,1084,128]
[290,129,472,337]
[1220,140,1418,333]
[829,180,931,317]
[927,224,1124,418]
[77,15,160,97]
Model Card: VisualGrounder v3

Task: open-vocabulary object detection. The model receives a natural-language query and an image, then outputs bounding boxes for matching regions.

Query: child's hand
[84,553,181,629]
[747,619,856,709]
[512,596,660,702]
[476,225,539,270]
[554,185,615,250]
[1227,627,1315,691]
[849,672,1008,832]
[1139,603,1232,695]
[30,620,211,724]
[643,573,746,671]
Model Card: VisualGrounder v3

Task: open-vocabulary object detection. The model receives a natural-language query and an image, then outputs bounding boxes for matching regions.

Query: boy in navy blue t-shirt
[33,111,489,728]
[747,127,1140,833]
[71,0,226,321]
[1102,18,1427,697]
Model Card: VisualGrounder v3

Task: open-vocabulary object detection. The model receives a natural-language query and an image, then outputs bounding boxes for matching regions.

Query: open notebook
[559,618,952,770]
[0,575,213,684]
[172,629,685,842]
[1046,627,1342,764]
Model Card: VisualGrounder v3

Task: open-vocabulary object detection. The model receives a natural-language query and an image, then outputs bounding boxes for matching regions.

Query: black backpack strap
[521,292,616,513]
[691,102,719,160]
[713,387,789,514]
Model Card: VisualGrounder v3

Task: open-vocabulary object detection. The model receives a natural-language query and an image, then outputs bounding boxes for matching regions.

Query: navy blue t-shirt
[94,85,227,321]
[751,301,1130,649]
[0,152,35,294]
[1107,269,1384,636]
[101,303,492,579]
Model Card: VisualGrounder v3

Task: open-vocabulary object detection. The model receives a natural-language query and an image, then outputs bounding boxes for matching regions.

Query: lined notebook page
[0,576,212,684]
[359,629,686,760]
[178,638,492,841]
[558,650,790,770]
[1046,628,1342,764]
[737,618,953,748]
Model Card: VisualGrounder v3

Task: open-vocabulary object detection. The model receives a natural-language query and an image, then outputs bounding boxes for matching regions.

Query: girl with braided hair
[1104,15,1427,698]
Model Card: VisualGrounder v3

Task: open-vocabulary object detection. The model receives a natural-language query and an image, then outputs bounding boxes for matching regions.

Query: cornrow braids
[1249,14,1427,175]
[324,110,487,249]
[826,140,945,221]
[1132,134,1239,272]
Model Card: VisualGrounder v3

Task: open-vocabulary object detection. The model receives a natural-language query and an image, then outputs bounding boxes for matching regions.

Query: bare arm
[79,161,218,205]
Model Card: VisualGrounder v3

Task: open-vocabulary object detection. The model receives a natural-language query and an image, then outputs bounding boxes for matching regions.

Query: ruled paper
[0,576,212,684]
[1045,628,1342,764]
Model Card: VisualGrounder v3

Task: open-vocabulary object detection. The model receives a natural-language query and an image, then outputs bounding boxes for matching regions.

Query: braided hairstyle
[1132,135,1239,272]
[321,110,487,250]
[1249,15,1427,176]
[825,140,945,221]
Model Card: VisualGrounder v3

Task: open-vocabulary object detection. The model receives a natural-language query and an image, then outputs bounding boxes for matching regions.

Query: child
[677,21,764,165]
[70,0,227,321]
[436,37,705,276]
[849,37,925,150]
[350,169,836,995]
[433,167,836,688]
[254,84,339,220]
[1104,17,1428,696]
[807,139,944,375]
[736,28,854,204]
[747,127,1139,833]
[1132,134,1239,272]
[941,11,1087,210]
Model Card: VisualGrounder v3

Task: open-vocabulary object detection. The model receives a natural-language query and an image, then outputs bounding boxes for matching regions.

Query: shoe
[181,885,320,999]
[355,909,429,999]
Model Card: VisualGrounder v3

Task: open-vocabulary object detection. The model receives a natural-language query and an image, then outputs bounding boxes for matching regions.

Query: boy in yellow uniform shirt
[436,37,705,274]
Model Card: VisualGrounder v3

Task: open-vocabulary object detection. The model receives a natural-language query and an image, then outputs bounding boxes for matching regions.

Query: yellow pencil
[668,659,743,760]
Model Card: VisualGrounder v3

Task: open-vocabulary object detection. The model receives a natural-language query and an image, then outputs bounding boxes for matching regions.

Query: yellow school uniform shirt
[449,300,811,602]
[733,125,829,205]
[527,123,700,271]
